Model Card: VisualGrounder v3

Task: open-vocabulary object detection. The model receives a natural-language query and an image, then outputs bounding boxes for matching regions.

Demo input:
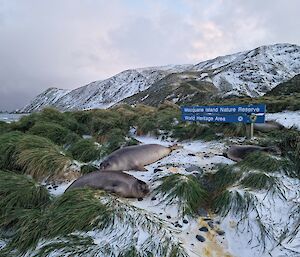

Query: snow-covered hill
[21,43,300,112]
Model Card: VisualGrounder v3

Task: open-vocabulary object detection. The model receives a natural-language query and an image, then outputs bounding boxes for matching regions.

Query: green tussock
[0,171,50,218]
[207,164,242,193]
[68,139,101,162]
[80,164,98,174]
[3,208,47,255]
[46,189,112,237]
[32,235,101,257]
[0,121,11,134]
[241,172,280,192]
[28,122,79,145]
[154,174,208,216]
[238,151,286,173]
[16,135,72,179]
[0,132,23,171]
[213,190,257,219]
[2,189,187,257]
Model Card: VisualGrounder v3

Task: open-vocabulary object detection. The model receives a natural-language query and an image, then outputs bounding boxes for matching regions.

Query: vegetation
[0,189,187,257]
[16,135,72,180]
[0,132,23,171]
[28,122,79,145]
[154,174,208,216]
[68,139,101,162]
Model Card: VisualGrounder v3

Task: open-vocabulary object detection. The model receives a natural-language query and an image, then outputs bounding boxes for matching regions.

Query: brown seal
[224,144,281,162]
[100,144,181,171]
[254,121,284,133]
[65,170,149,198]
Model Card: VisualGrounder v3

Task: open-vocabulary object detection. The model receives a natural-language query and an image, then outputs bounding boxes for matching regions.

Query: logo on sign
[238,116,243,122]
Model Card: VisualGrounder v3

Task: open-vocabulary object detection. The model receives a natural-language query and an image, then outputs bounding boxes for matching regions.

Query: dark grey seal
[225,144,281,162]
[100,144,181,171]
[254,121,284,133]
[65,170,150,198]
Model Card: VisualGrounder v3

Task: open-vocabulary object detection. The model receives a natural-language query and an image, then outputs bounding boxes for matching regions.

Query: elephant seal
[100,144,181,171]
[254,121,284,133]
[65,171,149,198]
[224,145,281,162]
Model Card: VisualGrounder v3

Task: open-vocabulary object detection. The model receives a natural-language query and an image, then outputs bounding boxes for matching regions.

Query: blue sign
[182,114,265,123]
[181,104,266,114]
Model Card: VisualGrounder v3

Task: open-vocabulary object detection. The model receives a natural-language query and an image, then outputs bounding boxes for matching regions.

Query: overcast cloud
[0,0,299,111]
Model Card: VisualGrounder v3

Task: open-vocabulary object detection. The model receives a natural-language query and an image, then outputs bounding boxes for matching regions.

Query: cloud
[0,0,299,111]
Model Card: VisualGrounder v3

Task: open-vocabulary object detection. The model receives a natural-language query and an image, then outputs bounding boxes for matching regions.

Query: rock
[199,227,209,232]
[196,235,205,242]
[203,218,211,221]
[183,219,188,224]
[188,153,196,156]
[138,198,143,201]
[154,168,163,173]
[207,221,214,229]
[197,208,208,217]
[47,186,52,190]
[204,155,209,158]
[151,197,157,201]
[216,230,225,236]
[166,215,171,219]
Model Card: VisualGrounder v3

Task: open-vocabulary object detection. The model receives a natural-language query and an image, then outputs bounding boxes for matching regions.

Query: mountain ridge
[21,43,300,112]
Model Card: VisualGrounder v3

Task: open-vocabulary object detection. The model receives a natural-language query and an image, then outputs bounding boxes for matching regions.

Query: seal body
[225,145,281,162]
[65,171,149,198]
[100,144,180,171]
[254,121,284,133]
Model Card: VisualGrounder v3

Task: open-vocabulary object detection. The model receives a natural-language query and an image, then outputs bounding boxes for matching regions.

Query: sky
[0,0,299,111]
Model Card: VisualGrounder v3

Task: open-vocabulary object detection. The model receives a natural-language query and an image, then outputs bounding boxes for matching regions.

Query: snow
[23,129,299,257]
[20,43,300,112]
[266,111,300,130]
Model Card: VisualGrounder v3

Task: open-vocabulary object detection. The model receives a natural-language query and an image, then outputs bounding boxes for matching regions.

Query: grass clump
[237,151,286,173]
[0,132,23,171]
[205,164,242,193]
[0,171,51,213]
[0,121,11,134]
[28,122,79,145]
[80,164,98,174]
[154,174,207,216]
[16,135,72,179]
[240,172,280,193]
[212,190,257,219]
[68,139,101,162]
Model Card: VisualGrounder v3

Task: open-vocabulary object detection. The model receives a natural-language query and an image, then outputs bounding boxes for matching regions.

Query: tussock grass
[0,132,23,171]
[80,164,98,174]
[207,164,242,193]
[238,151,286,173]
[32,235,101,257]
[46,189,112,237]
[68,139,101,162]
[241,172,279,192]
[0,121,10,134]
[3,208,47,255]
[154,174,208,216]
[0,171,51,213]
[2,189,187,257]
[172,123,218,141]
[213,190,257,219]
[15,135,72,179]
[28,122,79,145]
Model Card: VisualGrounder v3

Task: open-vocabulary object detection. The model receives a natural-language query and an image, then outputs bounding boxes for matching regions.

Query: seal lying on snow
[254,121,284,133]
[225,145,281,162]
[65,171,149,198]
[100,144,181,171]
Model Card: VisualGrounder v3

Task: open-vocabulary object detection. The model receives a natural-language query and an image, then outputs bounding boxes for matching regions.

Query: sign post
[181,104,266,138]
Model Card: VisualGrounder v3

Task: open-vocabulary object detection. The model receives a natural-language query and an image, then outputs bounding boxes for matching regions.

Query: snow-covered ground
[46,133,300,257]
[266,111,300,130]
